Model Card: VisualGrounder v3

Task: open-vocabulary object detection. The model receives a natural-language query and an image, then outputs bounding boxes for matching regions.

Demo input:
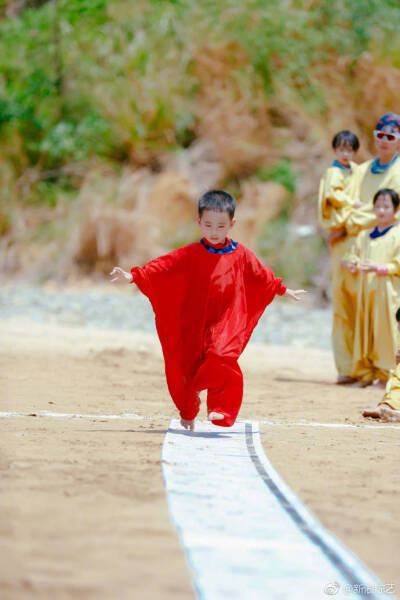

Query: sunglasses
[374,130,400,142]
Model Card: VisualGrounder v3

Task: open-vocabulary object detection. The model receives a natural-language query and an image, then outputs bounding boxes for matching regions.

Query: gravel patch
[0,286,332,350]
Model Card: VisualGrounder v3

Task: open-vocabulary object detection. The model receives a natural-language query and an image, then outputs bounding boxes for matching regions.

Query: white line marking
[162,419,394,600]
[257,420,400,430]
[0,411,148,420]
[0,412,397,429]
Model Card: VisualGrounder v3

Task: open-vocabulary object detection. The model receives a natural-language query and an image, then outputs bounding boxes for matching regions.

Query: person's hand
[353,202,363,209]
[110,266,132,283]
[359,259,378,273]
[327,227,346,245]
[344,258,359,273]
[284,288,307,302]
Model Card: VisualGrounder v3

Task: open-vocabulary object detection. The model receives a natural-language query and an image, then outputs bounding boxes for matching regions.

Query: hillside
[1,0,400,290]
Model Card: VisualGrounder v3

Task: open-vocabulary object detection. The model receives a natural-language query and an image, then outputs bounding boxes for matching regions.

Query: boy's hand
[359,259,378,273]
[342,258,358,273]
[284,288,307,302]
[110,266,132,283]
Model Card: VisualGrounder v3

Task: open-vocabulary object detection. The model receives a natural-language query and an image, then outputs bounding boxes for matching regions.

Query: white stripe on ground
[162,419,395,600]
[258,420,400,430]
[0,412,398,429]
[0,411,147,420]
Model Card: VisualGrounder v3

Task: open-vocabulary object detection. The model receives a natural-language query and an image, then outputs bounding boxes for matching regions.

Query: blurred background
[1,0,400,298]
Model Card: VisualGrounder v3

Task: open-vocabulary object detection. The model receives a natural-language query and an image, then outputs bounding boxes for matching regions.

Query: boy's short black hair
[373,188,400,209]
[396,307,400,322]
[332,130,360,151]
[198,190,236,219]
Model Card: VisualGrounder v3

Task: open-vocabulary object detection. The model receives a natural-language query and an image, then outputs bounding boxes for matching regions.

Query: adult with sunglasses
[330,113,400,245]
[326,113,400,385]
[356,112,400,212]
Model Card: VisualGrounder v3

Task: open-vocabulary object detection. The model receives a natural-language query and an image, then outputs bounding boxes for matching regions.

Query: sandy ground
[1,319,399,599]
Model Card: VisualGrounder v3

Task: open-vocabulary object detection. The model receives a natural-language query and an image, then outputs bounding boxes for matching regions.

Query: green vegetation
[257,159,296,196]
[2,0,400,182]
[1,0,400,282]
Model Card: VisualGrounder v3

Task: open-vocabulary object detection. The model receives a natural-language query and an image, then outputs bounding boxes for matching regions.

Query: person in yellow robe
[362,307,400,422]
[344,112,400,237]
[325,114,400,382]
[318,130,362,383]
[342,188,400,386]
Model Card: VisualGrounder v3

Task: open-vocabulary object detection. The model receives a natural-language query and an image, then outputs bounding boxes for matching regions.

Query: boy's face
[198,209,235,244]
[373,194,397,228]
[334,143,355,168]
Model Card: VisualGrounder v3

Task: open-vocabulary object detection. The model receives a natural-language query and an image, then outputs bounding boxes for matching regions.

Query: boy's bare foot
[208,411,225,421]
[336,375,358,385]
[362,404,382,418]
[180,418,195,431]
[379,405,400,423]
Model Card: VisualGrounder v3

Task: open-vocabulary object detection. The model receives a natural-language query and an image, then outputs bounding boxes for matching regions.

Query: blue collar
[370,153,399,174]
[331,159,352,171]
[369,225,394,239]
[200,238,238,254]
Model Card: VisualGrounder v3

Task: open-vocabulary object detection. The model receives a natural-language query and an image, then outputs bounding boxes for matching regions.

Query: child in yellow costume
[318,131,362,383]
[324,114,400,383]
[363,307,400,422]
[334,112,400,240]
[343,189,400,387]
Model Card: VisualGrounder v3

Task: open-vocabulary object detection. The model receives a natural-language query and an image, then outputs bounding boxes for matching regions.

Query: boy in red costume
[110,190,305,430]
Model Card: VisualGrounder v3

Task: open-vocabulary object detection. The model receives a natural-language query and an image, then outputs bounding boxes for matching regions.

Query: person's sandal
[336,375,358,385]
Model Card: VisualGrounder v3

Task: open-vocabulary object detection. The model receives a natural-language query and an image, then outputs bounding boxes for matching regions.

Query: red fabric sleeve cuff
[276,279,287,296]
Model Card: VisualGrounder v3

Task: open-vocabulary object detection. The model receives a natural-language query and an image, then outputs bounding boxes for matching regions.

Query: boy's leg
[332,278,357,379]
[191,356,243,427]
[179,389,201,422]
[330,242,357,380]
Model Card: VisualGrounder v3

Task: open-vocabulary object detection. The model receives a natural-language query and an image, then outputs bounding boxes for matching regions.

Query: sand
[1,319,399,599]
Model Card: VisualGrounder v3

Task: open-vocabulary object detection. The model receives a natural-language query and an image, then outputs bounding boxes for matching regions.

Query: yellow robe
[319,156,400,376]
[349,225,400,382]
[379,364,400,410]
[346,156,400,236]
[318,163,360,376]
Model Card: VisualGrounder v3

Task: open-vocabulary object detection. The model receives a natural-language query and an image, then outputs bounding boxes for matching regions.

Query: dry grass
[195,42,274,178]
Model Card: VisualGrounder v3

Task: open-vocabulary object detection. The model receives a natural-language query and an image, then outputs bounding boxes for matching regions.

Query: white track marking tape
[0,411,148,420]
[0,412,399,429]
[258,420,400,430]
[162,419,396,600]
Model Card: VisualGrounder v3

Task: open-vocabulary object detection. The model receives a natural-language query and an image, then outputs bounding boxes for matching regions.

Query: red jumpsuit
[131,238,286,427]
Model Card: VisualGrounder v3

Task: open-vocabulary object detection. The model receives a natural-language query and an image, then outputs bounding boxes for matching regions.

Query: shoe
[352,380,373,388]
[336,375,358,385]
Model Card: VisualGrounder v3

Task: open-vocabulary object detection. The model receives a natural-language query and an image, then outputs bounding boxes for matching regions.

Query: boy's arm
[344,204,377,237]
[341,233,362,272]
[110,246,190,289]
[318,168,358,231]
[110,267,133,283]
[243,247,306,301]
[355,231,400,275]
[320,168,357,210]
[284,288,307,301]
